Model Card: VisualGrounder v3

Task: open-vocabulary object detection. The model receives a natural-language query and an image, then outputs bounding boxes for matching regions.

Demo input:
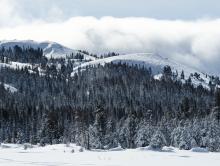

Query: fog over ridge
[1,16,220,75]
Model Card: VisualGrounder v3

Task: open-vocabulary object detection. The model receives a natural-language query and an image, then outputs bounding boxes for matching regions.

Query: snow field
[0,144,219,166]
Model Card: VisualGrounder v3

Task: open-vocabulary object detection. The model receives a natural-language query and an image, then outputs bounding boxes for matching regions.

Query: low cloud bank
[0,16,220,75]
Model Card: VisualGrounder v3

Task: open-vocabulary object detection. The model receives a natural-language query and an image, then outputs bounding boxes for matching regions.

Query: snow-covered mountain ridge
[72,53,217,89]
[0,40,219,90]
[0,40,96,60]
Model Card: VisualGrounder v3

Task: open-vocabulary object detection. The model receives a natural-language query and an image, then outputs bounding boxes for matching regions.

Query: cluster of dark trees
[99,52,119,58]
[78,50,119,59]
[68,52,85,61]
[0,46,46,64]
[0,46,220,151]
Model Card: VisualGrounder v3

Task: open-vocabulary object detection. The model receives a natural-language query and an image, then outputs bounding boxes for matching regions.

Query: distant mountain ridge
[0,40,96,60]
[0,40,220,152]
[72,53,218,90]
[0,40,219,90]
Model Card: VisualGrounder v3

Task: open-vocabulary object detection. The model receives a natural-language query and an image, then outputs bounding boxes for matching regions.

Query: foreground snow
[0,144,219,166]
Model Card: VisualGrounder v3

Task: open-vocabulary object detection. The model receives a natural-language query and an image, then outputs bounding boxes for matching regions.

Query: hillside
[0,40,217,90]
[72,53,215,89]
[0,40,96,60]
[0,40,220,152]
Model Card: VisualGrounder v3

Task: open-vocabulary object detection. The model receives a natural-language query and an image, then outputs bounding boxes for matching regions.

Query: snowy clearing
[3,83,18,93]
[0,144,219,166]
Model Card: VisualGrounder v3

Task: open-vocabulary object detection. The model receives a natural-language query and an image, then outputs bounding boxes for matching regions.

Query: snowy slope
[0,40,216,89]
[0,82,18,93]
[0,61,32,69]
[3,83,18,93]
[0,40,96,60]
[72,53,212,89]
[0,144,219,166]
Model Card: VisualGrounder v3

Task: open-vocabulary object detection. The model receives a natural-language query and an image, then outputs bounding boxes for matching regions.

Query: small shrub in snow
[71,149,75,153]
[23,143,33,150]
[65,142,70,147]
[52,139,59,144]
[39,139,47,147]
[79,147,84,152]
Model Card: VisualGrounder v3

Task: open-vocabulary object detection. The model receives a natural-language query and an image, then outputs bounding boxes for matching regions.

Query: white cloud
[47,6,65,22]
[0,16,220,75]
[0,0,25,26]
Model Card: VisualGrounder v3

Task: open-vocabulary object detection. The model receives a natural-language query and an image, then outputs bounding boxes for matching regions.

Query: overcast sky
[1,0,220,23]
[0,0,220,75]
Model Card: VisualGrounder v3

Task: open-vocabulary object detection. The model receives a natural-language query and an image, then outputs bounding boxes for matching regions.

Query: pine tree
[150,129,166,150]
[181,70,185,80]
[214,89,220,123]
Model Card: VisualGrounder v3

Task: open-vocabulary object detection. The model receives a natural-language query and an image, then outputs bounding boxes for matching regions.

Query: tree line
[0,46,220,151]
